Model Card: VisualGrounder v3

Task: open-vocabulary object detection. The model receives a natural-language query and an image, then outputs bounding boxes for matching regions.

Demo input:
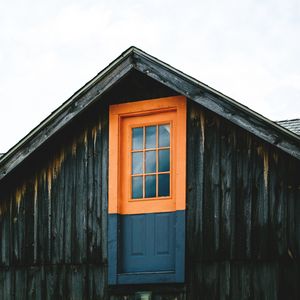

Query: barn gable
[0,47,299,299]
[0,46,299,184]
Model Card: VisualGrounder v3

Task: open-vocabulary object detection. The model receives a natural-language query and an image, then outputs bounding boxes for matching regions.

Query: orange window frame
[109,96,186,215]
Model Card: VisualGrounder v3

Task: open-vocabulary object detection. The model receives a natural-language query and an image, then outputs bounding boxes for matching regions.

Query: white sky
[0,0,299,153]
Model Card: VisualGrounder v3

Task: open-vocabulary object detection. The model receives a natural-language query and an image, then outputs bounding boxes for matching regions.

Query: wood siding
[0,89,299,298]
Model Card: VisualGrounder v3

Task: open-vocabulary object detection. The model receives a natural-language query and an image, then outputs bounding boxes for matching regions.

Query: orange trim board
[109,96,186,215]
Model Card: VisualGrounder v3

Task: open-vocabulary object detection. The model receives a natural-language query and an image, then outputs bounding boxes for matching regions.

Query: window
[108,96,186,284]
[131,124,171,199]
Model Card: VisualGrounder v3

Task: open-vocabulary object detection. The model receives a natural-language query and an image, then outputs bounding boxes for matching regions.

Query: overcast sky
[0,0,299,153]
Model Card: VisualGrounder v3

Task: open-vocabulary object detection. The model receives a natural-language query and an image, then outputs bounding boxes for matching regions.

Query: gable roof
[276,119,300,136]
[0,46,300,182]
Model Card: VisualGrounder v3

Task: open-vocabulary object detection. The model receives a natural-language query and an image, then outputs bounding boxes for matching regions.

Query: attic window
[108,96,186,285]
[131,124,171,199]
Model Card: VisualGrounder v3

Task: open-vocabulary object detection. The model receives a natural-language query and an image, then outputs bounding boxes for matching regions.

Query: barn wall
[186,101,300,299]
[0,101,109,299]
[0,75,299,299]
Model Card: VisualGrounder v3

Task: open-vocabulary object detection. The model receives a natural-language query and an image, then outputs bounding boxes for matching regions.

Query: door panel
[120,212,175,273]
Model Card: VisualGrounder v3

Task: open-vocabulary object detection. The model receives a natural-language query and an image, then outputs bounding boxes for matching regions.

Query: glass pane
[132,176,143,199]
[132,127,143,150]
[145,151,156,173]
[132,152,143,174]
[158,124,170,147]
[158,149,170,172]
[145,126,156,149]
[158,174,170,197]
[145,175,156,198]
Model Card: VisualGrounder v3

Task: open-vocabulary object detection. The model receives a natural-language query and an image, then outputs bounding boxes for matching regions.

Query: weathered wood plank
[64,147,73,264]
[67,265,87,299]
[220,122,236,259]
[100,108,109,263]
[87,265,106,300]
[235,131,252,259]
[27,266,44,300]
[269,150,288,258]
[51,150,65,264]
[252,262,278,300]
[36,171,47,263]
[88,117,103,263]
[278,260,300,300]
[287,158,297,259]
[295,160,300,257]
[203,114,220,258]
[186,101,205,260]
[218,261,230,300]
[45,265,66,299]
[252,140,269,259]
[15,267,27,299]
[12,184,26,265]
[74,135,88,264]
[0,197,11,266]
[230,262,252,300]
[24,179,35,265]
[87,126,96,262]
[0,268,12,300]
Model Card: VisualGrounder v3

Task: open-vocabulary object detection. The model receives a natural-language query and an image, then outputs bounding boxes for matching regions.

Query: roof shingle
[276,119,300,135]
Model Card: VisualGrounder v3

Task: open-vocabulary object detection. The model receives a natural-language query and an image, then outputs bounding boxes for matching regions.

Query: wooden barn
[0,47,299,299]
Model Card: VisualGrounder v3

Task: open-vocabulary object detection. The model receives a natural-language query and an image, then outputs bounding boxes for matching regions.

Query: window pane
[158,149,170,172]
[132,127,143,150]
[145,126,156,149]
[145,175,156,198]
[132,176,143,199]
[145,151,156,173]
[132,152,143,174]
[158,124,170,147]
[158,174,170,197]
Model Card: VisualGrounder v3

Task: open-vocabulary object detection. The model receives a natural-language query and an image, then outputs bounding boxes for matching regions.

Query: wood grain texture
[0,74,299,298]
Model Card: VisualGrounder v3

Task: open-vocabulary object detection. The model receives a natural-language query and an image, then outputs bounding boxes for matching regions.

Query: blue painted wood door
[120,212,176,273]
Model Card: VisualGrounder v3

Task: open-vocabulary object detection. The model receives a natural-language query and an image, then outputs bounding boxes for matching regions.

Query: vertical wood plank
[268,150,288,258]
[64,148,73,264]
[186,102,205,260]
[74,135,88,264]
[24,179,35,265]
[203,114,220,258]
[0,198,11,266]
[15,267,27,299]
[219,261,230,300]
[27,266,43,300]
[287,158,297,259]
[101,108,109,262]
[0,268,12,300]
[220,122,236,259]
[251,140,269,259]
[87,265,107,300]
[235,131,252,259]
[67,265,86,300]
[12,185,26,265]
[51,151,65,264]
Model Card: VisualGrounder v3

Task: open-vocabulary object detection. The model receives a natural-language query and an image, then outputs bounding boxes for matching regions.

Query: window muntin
[131,124,171,199]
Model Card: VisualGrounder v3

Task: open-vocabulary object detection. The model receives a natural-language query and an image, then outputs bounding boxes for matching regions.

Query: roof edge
[0,47,136,179]
[132,47,300,143]
[131,48,300,160]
